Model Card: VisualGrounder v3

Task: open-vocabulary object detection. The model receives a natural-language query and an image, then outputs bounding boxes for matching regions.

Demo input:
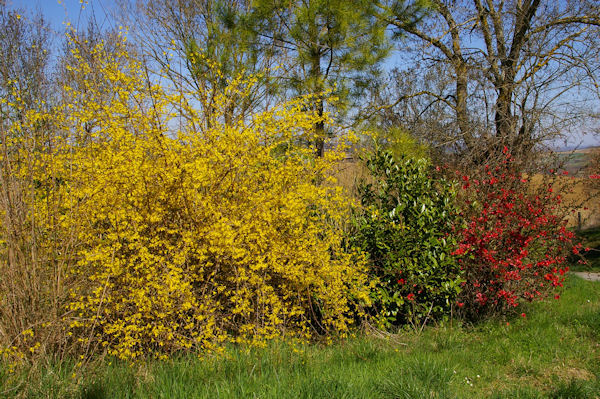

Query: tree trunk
[311,51,325,157]
[309,6,325,158]
[495,83,515,145]
[315,94,325,157]
[455,62,471,148]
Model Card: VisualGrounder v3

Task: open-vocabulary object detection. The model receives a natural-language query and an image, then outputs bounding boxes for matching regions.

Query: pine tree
[250,0,391,156]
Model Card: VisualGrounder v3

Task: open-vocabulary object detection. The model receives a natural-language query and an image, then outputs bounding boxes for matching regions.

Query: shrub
[0,66,78,363]
[351,148,463,328]
[454,150,581,320]
[1,34,370,360]
[367,127,430,161]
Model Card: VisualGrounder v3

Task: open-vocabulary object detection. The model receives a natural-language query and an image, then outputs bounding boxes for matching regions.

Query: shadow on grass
[548,378,600,399]
[80,382,106,399]
[377,357,454,399]
[573,227,600,272]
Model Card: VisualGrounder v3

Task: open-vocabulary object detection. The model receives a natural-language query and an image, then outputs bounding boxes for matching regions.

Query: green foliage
[574,227,600,272]
[185,2,260,89]
[351,148,463,327]
[249,0,394,154]
[367,127,429,161]
[250,0,390,97]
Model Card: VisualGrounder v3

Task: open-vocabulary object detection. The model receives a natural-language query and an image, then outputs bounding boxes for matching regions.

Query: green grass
[2,275,599,399]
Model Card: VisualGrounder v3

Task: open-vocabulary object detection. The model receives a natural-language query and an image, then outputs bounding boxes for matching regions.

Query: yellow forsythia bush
[19,33,370,360]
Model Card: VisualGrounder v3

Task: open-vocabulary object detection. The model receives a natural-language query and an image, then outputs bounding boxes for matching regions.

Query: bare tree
[0,3,52,129]
[0,3,74,356]
[377,0,600,168]
[116,0,281,130]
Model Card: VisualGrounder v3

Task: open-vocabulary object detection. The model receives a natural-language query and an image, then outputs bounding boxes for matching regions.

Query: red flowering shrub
[454,149,582,320]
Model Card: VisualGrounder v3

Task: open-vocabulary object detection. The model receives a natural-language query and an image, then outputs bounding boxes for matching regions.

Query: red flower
[456,157,576,319]
[397,278,405,285]
[456,302,464,308]
[406,293,415,301]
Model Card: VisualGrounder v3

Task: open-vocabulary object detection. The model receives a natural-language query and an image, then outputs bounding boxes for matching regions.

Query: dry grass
[333,156,600,230]
[331,158,369,198]
[529,174,600,229]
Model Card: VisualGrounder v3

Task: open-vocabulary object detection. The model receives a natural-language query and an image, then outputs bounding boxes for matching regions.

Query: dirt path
[573,272,600,282]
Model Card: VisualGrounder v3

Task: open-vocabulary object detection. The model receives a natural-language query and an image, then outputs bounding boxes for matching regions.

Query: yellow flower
[2,33,369,360]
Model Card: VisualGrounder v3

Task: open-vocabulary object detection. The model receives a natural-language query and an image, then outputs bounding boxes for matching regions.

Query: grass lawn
[2,275,599,399]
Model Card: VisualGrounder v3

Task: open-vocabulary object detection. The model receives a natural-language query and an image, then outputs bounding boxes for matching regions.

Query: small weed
[548,378,599,399]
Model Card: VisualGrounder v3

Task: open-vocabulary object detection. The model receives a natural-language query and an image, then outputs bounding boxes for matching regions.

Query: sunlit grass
[2,275,599,399]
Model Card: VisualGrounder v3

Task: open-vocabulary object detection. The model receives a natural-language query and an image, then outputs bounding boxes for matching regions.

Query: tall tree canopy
[250,0,391,156]
[0,3,52,127]
[123,0,279,130]
[380,0,600,166]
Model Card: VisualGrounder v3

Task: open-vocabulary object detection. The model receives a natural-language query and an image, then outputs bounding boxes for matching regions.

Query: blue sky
[9,0,114,33]
[7,0,599,149]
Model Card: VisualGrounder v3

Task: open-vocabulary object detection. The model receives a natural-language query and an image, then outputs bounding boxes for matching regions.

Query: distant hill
[555,146,599,176]
[554,143,600,152]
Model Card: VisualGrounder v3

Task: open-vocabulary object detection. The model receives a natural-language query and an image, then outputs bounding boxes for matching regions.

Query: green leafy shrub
[351,148,463,328]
